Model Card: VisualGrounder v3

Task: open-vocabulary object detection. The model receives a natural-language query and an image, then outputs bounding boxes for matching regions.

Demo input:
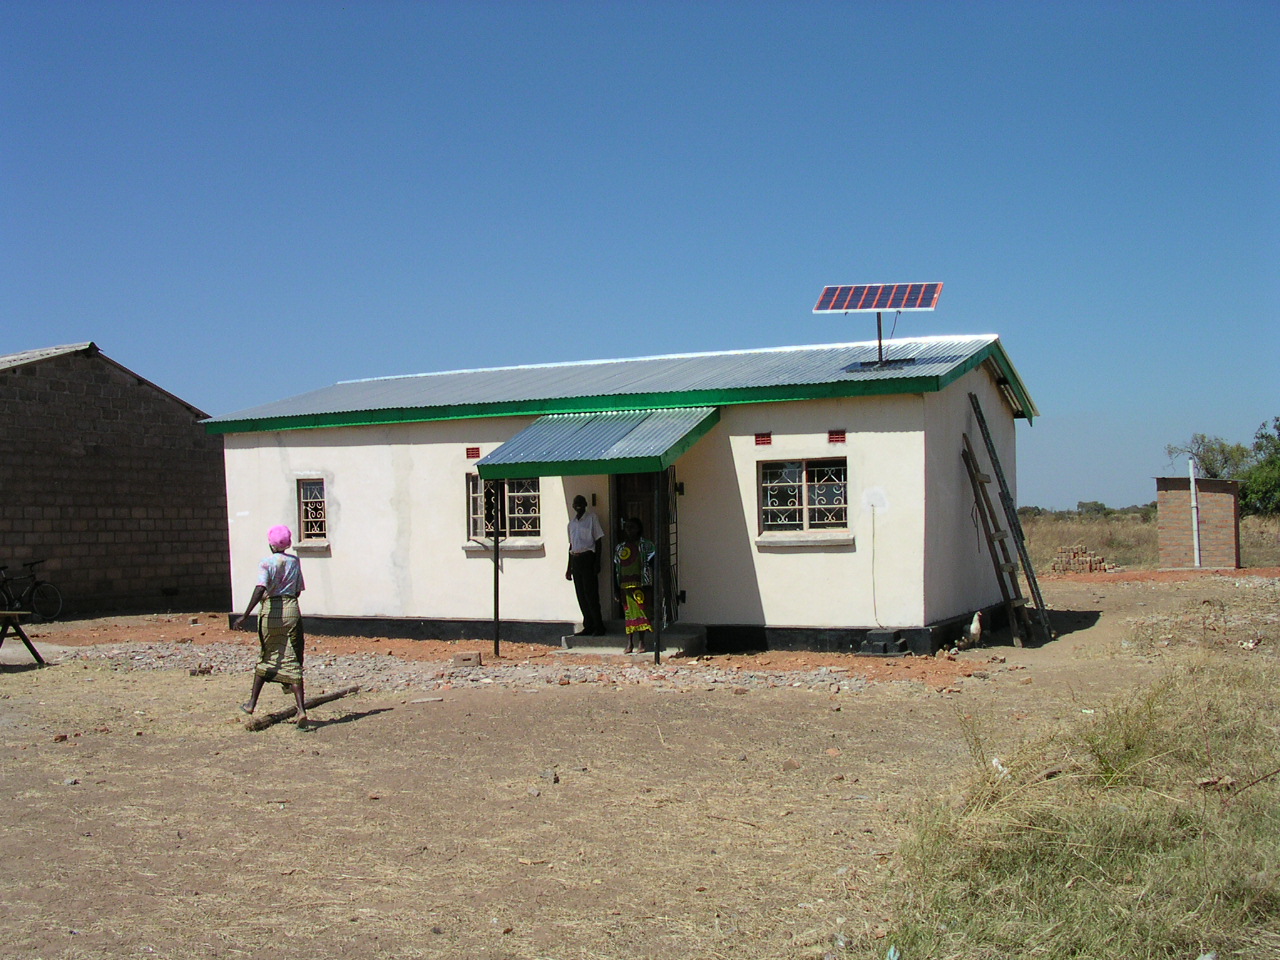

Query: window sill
[755,531,855,549]
[463,539,545,554]
[295,540,331,555]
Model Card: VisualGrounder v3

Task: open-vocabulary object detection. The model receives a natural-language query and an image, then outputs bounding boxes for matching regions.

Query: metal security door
[664,466,679,626]
[612,470,679,627]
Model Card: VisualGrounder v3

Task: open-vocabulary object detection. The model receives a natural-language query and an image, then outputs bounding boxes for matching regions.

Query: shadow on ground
[0,662,45,675]
[303,706,395,730]
[1046,607,1102,640]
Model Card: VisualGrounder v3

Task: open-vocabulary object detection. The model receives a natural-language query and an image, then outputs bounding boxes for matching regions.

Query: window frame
[757,457,849,534]
[466,474,542,542]
[297,478,328,543]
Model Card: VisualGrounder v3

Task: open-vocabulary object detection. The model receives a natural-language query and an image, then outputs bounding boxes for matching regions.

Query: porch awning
[476,407,720,479]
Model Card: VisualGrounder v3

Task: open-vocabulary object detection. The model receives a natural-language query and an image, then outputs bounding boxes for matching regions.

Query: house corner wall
[676,395,927,631]
[922,367,1018,625]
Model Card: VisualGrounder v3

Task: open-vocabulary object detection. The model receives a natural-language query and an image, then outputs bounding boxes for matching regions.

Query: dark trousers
[569,551,604,633]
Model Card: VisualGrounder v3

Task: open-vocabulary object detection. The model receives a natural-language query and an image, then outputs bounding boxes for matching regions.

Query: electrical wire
[870,505,883,627]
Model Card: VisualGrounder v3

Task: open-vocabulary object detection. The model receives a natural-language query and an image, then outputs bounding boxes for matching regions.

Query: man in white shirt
[565,494,606,636]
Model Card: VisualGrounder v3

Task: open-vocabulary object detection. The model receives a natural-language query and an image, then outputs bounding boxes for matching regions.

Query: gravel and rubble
[15,609,1021,693]
[56,641,898,694]
[1120,576,1280,652]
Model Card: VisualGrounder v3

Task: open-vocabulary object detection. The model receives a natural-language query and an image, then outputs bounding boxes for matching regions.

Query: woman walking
[234,525,308,724]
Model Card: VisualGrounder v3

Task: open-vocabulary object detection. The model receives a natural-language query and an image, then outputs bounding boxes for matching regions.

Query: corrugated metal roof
[206,334,1037,431]
[0,342,95,371]
[477,408,720,479]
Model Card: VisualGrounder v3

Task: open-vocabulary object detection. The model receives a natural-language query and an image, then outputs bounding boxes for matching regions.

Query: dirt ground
[1,571,1276,960]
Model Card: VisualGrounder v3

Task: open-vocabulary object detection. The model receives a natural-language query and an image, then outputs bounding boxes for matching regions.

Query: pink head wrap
[267,525,293,550]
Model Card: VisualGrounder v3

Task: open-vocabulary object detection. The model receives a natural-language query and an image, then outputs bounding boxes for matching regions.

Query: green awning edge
[479,454,664,479]
[477,407,721,480]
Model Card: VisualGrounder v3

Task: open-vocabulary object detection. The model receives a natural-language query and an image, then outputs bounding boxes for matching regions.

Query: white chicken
[956,610,983,650]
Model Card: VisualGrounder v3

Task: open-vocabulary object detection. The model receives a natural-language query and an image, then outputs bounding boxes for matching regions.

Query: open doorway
[611,469,680,626]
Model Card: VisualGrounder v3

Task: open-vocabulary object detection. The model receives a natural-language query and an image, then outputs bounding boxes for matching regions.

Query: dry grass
[1127,577,1280,655]
[1242,514,1280,567]
[1022,514,1158,570]
[1021,513,1280,571]
[0,665,962,960]
[859,642,1280,957]
[8,575,1280,959]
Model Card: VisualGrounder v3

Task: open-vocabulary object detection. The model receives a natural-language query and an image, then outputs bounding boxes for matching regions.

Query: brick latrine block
[1156,477,1240,570]
[0,345,231,613]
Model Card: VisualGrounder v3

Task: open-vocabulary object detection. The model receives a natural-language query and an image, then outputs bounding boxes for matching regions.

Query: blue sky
[4,1,1276,508]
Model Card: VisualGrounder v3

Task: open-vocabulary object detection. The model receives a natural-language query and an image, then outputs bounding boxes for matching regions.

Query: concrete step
[561,621,706,657]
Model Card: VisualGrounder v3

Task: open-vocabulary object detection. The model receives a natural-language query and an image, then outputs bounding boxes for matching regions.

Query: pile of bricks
[1050,544,1115,573]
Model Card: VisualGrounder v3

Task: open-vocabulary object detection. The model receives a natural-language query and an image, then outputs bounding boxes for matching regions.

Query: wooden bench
[0,611,45,665]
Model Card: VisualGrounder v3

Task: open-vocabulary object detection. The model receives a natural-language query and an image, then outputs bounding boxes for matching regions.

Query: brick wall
[1156,477,1240,570]
[0,349,231,613]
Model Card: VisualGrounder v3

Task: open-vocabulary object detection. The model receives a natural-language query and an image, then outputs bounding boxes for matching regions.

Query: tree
[1164,433,1254,479]
[1167,421,1280,516]
[1241,459,1280,515]
[1252,416,1280,461]
[1240,417,1280,516]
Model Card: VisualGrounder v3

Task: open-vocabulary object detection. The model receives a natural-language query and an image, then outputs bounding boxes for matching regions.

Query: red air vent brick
[755,432,772,446]
[828,429,846,444]
[466,447,481,459]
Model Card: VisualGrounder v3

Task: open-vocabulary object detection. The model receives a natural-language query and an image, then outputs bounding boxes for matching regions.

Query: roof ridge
[0,341,96,365]
[339,334,998,385]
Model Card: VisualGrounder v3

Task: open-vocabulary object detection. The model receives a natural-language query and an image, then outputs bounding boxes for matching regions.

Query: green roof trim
[936,341,1039,421]
[205,369,1030,438]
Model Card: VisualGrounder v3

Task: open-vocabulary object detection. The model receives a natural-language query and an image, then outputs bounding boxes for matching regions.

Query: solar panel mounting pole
[812,285,943,360]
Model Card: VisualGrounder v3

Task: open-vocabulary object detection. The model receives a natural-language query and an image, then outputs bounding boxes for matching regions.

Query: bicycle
[0,559,64,622]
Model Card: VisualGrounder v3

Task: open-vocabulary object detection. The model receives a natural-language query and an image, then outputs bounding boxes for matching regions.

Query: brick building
[1156,476,1241,570]
[0,342,230,613]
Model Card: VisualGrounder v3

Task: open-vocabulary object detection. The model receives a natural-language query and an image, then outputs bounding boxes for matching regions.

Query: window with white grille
[467,475,541,539]
[297,479,327,541]
[759,459,848,531]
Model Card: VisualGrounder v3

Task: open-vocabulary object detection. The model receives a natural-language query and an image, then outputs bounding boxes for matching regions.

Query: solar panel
[813,283,942,313]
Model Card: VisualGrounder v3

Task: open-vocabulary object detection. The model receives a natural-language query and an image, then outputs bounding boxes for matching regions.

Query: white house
[205,334,1037,653]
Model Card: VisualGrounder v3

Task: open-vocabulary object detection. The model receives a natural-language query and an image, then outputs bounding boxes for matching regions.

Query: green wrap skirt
[255,595,303,686]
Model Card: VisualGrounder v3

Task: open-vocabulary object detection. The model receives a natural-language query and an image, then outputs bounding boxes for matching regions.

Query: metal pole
[652,474,663,665]
[491,479,503,659]
[1189,458,1201,568]
[876,311,884,365]
[492,532,501,658]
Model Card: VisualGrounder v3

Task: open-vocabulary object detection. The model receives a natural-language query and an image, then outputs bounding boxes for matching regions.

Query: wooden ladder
[962,435,1030,646]
[965,392,1055,644]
